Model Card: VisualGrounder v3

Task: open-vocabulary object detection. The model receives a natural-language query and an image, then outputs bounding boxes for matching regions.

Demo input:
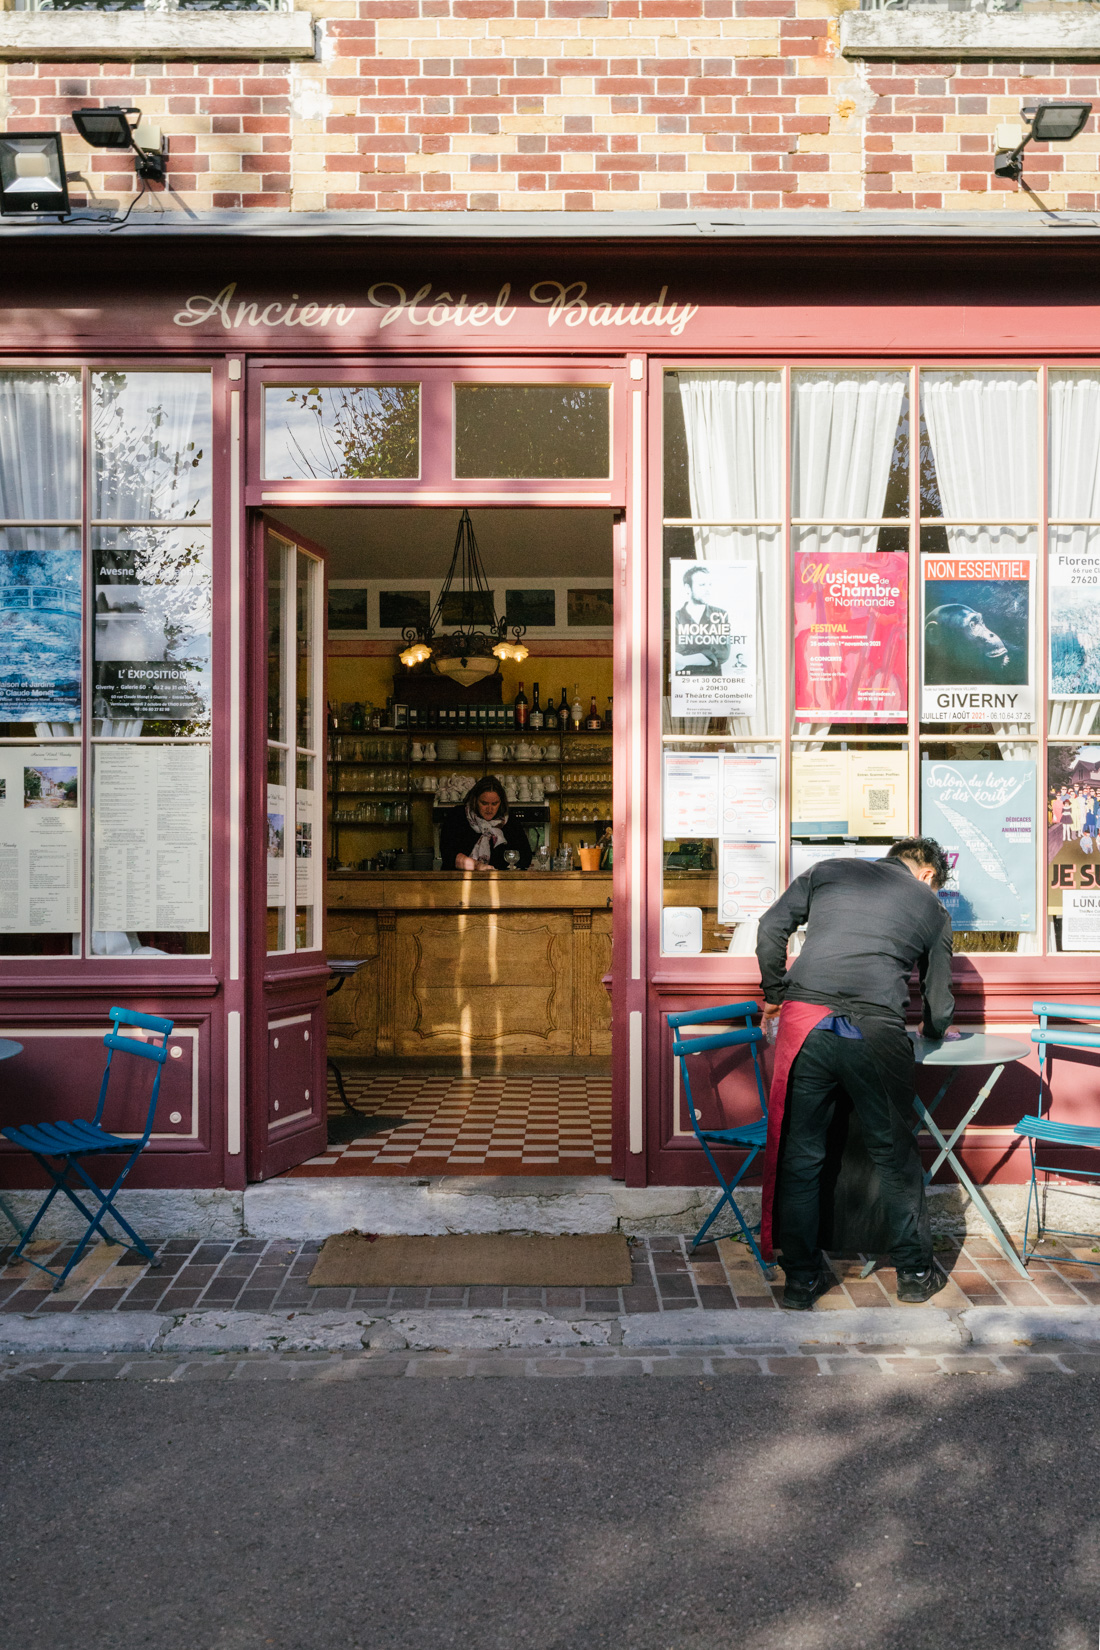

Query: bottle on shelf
[587,695,601,731]
[570,683,584,732]
[513,681,529,729]
[558,687,570,728]
[530,682,543,731]
[544,693,558,732]
[604,694,613,730]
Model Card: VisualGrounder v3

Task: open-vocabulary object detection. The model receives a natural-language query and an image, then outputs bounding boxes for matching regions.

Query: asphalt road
[4,1373,1099,1650]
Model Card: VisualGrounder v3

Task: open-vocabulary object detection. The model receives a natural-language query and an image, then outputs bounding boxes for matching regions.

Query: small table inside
[0,1038,25,1239]
[904,1031,1031,1280]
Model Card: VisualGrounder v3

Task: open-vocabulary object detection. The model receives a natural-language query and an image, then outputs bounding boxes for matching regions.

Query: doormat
[307,1232,633,1288]
[326,1112,404,1146]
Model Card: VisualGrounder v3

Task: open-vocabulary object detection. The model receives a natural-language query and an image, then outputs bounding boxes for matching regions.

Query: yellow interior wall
[327,653,613,715]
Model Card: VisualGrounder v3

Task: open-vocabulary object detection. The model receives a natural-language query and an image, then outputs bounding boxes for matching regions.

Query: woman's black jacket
[439,807,533,870]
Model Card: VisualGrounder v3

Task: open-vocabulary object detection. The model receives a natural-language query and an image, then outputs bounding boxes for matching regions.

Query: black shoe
[896,1265,947,1304]
[781,1269,835,1312]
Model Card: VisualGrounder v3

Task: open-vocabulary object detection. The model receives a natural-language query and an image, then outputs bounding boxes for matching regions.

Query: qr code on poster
[867,788,891,812]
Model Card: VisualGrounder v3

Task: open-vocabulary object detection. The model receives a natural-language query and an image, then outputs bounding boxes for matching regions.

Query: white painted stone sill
[0,12,316,60]
[842,11,1100,59]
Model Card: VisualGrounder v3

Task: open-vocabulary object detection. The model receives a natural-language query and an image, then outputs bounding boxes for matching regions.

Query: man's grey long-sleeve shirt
[756,856,954,1037]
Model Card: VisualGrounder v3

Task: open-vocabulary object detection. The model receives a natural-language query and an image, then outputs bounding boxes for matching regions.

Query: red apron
[759,1000,833,1260]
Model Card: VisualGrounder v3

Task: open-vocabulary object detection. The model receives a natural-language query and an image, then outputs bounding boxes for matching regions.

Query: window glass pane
[661,745,780,955]
[919,370,1037,523]
[0,536,81,735]
[1049,740,1100,952]
[92,371,212,522]
[671,371,782,522]
[920,745,1037,954]
[0,370,80,521]
[296,549,315,752]
[267,537,289,954]
[454,384,609,479]
[1049,371,1100,521]
[267,539,285,746]
[0,743,80,956]
[294,552,321,951]
[263,385,419,480]
[91,743,210,957]
[92,527,212,738]
[791,370,908,525]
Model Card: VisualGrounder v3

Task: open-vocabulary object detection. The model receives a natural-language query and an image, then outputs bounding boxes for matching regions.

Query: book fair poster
[0,548,82,723]
[793,552,908,724]
[921,553,1035,723]
[1049,534,1100,699]
[92,744,209,933]
[0,744,80,934]
[92,529,212,725]
[1045,744,1100,934]
[669,559,757,719]
[921,760,1037,933]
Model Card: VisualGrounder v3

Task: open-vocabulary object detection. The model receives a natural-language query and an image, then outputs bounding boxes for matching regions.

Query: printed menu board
[794,552,908,724]
[295,789,315,907]
[922,760,1036,933]
[93,744,209,932]
[0,744,80,934]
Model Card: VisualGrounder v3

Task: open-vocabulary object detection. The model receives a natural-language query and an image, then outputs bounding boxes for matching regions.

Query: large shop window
[661,366,1100,960]
[0,368,212,959]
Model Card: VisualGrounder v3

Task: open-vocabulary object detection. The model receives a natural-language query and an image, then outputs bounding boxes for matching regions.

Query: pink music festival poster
[794,552,909,723]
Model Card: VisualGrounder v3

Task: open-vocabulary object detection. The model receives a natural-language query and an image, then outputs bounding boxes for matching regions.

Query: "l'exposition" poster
[794,552,908,723]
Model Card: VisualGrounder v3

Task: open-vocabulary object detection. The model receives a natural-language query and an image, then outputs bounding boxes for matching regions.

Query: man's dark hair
[887,836,950,891]
[684,564,708,586]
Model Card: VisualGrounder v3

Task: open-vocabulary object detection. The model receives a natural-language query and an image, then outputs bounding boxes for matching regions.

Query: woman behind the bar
[440,775,533,871]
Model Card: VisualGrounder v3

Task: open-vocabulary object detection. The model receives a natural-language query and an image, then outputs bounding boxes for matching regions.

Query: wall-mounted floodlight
[0,133,70,217]
[72,105,167,184]
[995,101,1093,185]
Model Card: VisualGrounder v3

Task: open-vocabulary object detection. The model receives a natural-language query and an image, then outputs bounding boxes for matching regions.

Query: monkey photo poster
[669,559,757,719]
[921,553,1035,724]
[794,552,908,723]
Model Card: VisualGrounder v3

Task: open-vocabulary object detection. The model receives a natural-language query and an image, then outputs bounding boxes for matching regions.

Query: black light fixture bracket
[994,100,1093,185]
[72,105,168,185]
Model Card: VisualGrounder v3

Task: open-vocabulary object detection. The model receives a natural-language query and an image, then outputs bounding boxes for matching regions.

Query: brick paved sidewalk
[1,1231,1096,1318]
[5,1343,1100,1383]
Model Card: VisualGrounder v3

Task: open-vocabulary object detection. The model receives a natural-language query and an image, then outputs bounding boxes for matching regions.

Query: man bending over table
[755,838,954,1311]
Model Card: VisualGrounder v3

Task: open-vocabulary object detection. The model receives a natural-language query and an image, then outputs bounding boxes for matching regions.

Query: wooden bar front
[326,871,613,1061]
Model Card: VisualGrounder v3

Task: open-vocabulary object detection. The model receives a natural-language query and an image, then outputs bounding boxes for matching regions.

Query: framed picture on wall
[567,584,614,631]
[352,578,612,639]
[376,585,433,635]
[327,584,372,634]
[506,587,556,630]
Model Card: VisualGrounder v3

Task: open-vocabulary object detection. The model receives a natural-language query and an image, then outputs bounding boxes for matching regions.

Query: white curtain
[923,371,1040,952]
[675,372,782,741]
[1048,372,1100,738]
[791,370,907,555]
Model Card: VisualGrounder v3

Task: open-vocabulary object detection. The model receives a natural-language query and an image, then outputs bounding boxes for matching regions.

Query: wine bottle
[544,693,558,731]
[604,694,613,729]
[514,681,529,729]
[530,682,543,731]
[558,687,570,727]
[587,695,601,730]
[570,683,583,731]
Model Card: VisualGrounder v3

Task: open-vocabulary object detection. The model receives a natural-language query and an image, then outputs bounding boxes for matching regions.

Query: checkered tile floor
[286,1067,613,1177]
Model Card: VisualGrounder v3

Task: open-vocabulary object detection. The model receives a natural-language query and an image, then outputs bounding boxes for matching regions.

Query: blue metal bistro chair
[1014,1000,1100,1267]
[2,1007,173,1290]
[668,1000,770,1272]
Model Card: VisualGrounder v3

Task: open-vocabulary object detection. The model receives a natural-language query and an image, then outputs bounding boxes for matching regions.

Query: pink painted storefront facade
[1,224,1099,1200]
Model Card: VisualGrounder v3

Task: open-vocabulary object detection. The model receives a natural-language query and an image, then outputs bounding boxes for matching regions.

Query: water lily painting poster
[921,761,1037,933]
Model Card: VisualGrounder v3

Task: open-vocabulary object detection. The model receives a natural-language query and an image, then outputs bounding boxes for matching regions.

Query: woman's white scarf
[466,803,508,863]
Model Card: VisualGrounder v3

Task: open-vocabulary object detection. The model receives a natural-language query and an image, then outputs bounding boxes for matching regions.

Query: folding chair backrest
[1030,1001,1100,1118]
[668,1000,767,1144]
[93,1006,174,1142]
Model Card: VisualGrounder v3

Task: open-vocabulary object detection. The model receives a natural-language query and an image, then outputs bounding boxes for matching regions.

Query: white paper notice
[1061,889,1100,951]
[267,783,287,907]
[663,752,720,839]
[0,744,80,934]
[721,754,779,841]
[789,841,888,881]
[719,839,779,923]
[295,789,315,906]
[93,744,209,932]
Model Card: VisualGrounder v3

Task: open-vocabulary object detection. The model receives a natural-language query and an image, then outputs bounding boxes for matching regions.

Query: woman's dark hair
[466,775,508,817]
[887,836,950,891]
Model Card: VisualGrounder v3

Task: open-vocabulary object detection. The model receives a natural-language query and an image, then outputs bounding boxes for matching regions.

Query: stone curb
[6,1303,1100,1356]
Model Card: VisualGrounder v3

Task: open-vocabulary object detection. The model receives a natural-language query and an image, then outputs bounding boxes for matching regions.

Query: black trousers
[775,1027,932,1278]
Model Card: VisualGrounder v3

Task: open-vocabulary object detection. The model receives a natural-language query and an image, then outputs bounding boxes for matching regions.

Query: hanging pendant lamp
[399,508,528,685]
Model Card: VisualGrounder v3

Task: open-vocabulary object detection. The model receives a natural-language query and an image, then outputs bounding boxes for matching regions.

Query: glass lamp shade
[492,640,530,664]
[399,641,432,668]
[1025,102,1092,143]
[434,655,500,686]
[72,107,137,149]
[0,134,70,216]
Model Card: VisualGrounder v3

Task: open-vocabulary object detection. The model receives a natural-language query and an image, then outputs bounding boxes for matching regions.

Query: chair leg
[327,1056,356,1115]
[68,1155,160,1269]
[692,1141,770,1275]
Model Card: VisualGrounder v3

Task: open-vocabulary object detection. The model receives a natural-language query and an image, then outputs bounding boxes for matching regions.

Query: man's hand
[762,1002,782,1026]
